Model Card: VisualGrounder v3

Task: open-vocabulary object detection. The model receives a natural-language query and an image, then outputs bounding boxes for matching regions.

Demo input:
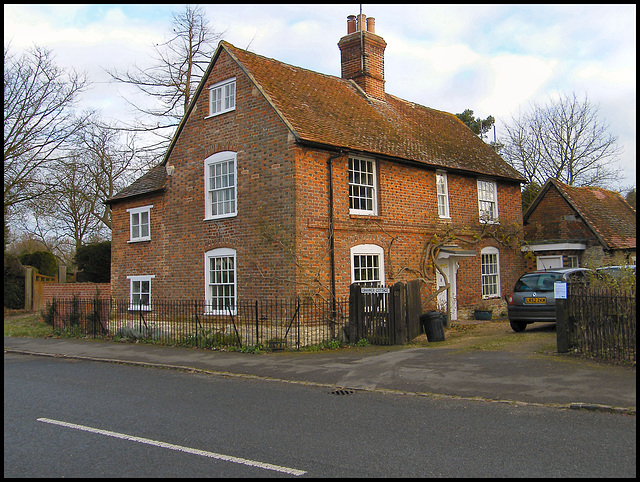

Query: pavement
[4,334,636,414]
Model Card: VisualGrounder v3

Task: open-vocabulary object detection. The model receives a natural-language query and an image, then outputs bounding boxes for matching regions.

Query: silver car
[506,268,592,332]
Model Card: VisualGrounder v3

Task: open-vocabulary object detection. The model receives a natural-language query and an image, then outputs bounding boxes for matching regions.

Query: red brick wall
[110,49,298,302]
[43,283,111,305]
[295,149,524,305]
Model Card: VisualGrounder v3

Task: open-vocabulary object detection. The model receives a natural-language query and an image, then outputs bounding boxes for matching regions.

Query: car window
[514,273,563,292]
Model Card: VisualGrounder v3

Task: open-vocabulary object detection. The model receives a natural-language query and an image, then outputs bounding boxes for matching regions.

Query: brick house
[106,13,526,320]
[523,178,636,270]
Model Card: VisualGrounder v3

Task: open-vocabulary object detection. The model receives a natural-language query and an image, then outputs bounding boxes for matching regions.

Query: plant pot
[473,309,493,320]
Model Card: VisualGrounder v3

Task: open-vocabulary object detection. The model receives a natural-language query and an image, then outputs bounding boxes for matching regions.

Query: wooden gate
[24,266,57,311]
[348,280,421,345]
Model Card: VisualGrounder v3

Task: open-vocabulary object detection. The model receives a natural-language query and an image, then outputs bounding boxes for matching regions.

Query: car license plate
[525,297,546,304]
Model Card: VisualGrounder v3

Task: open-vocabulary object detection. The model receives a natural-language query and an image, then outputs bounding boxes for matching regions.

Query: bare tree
[501,92,623,188]
[4,44,91,225]
[76,119,144,230]
[22,153,105,258]
[106,5,223,160]
[17,116,142,258]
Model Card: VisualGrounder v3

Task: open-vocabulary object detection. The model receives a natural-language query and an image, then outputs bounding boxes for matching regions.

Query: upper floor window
[208,78,236,117]
[205,248,236,314]
[480,247,500,298]
[349,156,377,215]
[127,275,155,310]
[204,152,237,220]
[436,171,450,218]
[350,244,385,287]
[477,179,498,222]
[127,205,152,242]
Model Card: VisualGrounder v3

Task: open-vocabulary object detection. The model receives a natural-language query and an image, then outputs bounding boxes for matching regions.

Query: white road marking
[37,418,306,476]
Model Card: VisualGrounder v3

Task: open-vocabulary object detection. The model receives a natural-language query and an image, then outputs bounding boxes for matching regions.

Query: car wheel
[510,320,527,332]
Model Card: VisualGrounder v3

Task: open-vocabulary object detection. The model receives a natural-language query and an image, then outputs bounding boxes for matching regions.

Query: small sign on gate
[360,287,390,294]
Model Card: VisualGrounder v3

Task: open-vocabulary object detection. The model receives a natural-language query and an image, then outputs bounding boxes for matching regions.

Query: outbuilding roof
[525,178,636,250]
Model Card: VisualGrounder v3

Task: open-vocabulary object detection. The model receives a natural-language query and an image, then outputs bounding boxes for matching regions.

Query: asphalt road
[4,353,636,477]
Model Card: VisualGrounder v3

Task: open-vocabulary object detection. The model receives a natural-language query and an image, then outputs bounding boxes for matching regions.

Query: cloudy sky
[4,4,636,190]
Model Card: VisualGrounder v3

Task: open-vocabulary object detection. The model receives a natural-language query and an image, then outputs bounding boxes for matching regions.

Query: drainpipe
[327,151,345,315]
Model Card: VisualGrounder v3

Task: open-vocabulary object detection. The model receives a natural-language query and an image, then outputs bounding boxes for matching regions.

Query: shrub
[75,241,111,283]
[19,250,58,277]
[4,254,25,309]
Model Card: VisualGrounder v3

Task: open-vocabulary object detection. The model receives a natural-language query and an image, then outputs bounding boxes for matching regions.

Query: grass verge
[4,311,53,338]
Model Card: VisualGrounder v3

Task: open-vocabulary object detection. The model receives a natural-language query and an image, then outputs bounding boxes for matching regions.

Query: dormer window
[208,78,236,117]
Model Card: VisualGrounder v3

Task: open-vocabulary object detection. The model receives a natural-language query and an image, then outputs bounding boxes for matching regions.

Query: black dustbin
[420,311,445,342]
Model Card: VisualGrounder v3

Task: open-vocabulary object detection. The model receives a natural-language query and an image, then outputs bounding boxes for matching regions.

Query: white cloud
[4,4,636,189]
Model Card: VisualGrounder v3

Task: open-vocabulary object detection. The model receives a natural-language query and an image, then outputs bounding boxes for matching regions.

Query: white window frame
[205,248,237,315]
[350,244,385,286]
[127,275,155,310]
[436,171,450,218]
[127,205,152,242]
[477,179,498,222]
[349,156,378,215]
[480,247,500,299]
[207,78,236,117]
[204,152,237,220]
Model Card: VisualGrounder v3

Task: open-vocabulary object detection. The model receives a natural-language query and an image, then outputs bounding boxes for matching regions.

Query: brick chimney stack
[338,13,387,101]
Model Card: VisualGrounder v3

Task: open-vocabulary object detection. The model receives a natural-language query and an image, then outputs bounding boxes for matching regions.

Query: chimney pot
[366,17,375,33]
[347,15,356,34]
[357,13,366,32]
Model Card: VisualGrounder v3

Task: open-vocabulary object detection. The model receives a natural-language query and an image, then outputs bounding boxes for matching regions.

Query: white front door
[436,259,458,320]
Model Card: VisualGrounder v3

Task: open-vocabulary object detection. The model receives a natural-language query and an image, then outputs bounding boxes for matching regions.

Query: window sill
[204,109,235,119]
[349,212,381,219]
[203,213,237,222]
[128,238,151,243]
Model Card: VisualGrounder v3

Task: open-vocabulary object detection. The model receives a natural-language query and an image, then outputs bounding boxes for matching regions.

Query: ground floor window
[350,244,385,287]
[127,275,155,310]
[481,247,500,298]
[205,248,236,314]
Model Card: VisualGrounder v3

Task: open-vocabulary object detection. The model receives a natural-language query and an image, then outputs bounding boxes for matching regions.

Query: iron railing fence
[566,285,636,364]
[46,297,350,350]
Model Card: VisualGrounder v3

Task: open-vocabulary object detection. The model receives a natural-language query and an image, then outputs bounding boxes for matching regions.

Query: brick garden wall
[43,283,111,306]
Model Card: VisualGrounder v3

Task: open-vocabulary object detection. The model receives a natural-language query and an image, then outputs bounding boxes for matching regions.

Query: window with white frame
[480,247,500,298]
[349,156,377,215]
[127,205,152,242]
[350,244,385,287]
[208,78,236,117]
[205,152,237,220]
[205,248,236,314]
[436,171,450,218]
[477,179,498,221]
[127,275,155,310]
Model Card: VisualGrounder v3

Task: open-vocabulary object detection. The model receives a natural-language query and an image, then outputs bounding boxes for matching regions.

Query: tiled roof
[225,42,525,181]
[110,40,525,203]
[105,163,167,204]
[532,179,636,250]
